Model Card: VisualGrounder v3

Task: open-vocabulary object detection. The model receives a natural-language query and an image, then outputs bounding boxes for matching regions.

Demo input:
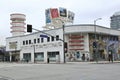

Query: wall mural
[89,33,119,60]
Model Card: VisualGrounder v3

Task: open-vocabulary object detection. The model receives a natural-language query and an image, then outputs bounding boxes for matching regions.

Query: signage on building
[9,42,17,49]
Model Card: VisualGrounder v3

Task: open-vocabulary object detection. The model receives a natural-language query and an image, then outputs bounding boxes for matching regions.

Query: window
[34,39,36,44]
[37,38,40,43]
[23,41,25,45]
[56,35,59,41]
[26,40,28,45]
[51,36,54,41]
[47,37,50,42]
[29,40,31,44]
[41,38,44,43]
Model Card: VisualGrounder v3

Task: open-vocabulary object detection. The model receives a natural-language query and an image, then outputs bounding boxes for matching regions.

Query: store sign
[9,42,17,49]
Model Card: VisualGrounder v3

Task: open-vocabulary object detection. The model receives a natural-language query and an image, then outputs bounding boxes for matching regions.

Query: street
[0,62,120,80]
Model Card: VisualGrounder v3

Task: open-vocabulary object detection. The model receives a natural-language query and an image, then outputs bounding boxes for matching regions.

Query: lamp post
[94,18,102,62]
[62,23,65,63]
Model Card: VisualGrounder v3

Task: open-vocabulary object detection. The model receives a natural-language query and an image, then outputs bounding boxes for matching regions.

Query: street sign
[40,34,48,38]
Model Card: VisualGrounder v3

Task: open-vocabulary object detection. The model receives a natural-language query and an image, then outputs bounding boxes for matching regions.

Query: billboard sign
[45,9,51,23]
[50,8,59,19]
[59,7,67,17]
[68,11,75,22]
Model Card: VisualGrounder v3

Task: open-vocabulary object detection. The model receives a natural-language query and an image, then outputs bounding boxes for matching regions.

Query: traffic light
[64,42,68,53]
[93,41,97,48]
[27,24,32,32]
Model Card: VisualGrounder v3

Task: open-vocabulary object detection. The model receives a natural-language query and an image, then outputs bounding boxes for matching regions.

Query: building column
[31,45,35,63]
[44,51,48,63]
[31,51,35,63]
[9,52,12,62]
[20,50,23,61]
[60,48,64,63]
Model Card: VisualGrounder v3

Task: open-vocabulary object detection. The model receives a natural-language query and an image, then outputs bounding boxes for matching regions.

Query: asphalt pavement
[0,61,120,80]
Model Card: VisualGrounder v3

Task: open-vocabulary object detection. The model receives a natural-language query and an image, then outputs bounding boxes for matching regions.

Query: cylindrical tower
[10,13,26,36]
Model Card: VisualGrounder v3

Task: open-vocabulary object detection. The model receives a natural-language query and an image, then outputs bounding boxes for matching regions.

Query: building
[110,11,120,29]
[0,46,9,61]
[10,13,26,36]
[6,24,120,63]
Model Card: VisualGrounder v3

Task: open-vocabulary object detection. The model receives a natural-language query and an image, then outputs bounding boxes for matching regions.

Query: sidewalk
[66,60,120,64]
[90,60,120,64]
[1,60,120,65]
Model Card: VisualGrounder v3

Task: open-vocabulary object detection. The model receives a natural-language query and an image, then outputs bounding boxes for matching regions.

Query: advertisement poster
[50,8,59,19]
[68,11,75,21]
[45,9,51,23]
[59,7,67,17]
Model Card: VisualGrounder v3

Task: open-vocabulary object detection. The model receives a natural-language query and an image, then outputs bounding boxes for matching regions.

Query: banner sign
[68,11,75,21]
[45,9,51,23]
[50,8,59,19]
[59,7,67,17]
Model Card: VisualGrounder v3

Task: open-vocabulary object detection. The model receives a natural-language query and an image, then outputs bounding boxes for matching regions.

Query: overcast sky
[0,0,120,45]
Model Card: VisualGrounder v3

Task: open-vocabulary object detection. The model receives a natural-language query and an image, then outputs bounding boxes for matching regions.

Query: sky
[0,0,120,46]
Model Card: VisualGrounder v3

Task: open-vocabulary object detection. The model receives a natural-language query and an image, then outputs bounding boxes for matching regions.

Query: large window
[23,53,31,61]
[34,52,44,61]
[48,52,59,61]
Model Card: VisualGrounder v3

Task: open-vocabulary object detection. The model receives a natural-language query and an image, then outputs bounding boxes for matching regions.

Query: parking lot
[0,62,120,80]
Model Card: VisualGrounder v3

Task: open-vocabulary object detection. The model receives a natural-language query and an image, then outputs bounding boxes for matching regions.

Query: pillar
[9,52,12,62]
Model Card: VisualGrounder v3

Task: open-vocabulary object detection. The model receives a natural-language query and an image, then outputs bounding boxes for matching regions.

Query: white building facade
[6,24,120,63]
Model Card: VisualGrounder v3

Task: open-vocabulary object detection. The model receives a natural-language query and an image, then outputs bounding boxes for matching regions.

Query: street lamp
[94,18,102,62]
[62,23,65,63]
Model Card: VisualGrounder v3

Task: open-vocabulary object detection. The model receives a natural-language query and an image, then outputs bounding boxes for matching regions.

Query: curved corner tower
[10,13,26,36]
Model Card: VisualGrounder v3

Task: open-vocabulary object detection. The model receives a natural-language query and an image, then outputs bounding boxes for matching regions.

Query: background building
[10,13,26,36]
[0,46,9,61]
[110,11,120,29]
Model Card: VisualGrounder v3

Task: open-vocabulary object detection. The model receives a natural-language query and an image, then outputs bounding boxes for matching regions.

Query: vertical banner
[45,9,51,23]
[50,8,59,19]
[59,7,67,17]
[68,11,75,22]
